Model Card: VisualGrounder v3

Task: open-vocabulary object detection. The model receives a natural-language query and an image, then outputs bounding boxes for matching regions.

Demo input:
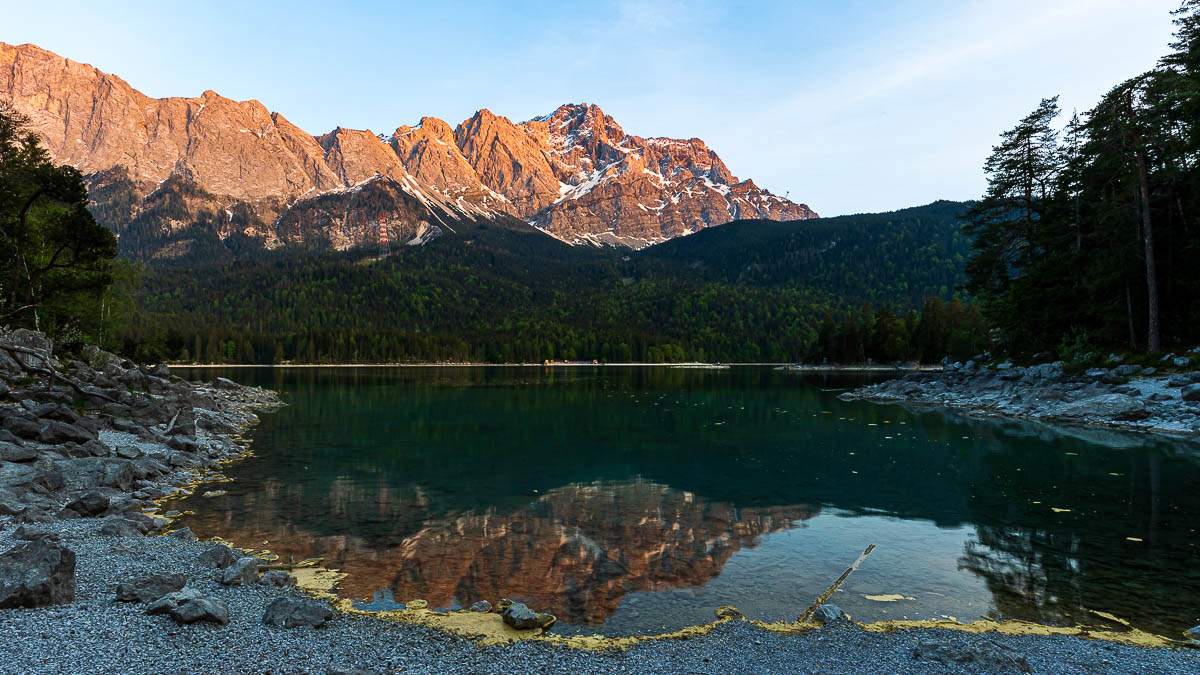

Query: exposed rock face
[0,41,816,256]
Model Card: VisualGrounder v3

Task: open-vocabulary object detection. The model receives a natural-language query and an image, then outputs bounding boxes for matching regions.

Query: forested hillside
[121,201,982,364]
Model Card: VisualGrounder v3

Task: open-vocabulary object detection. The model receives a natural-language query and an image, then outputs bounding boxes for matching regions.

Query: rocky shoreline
[2,331,1200,673]
[841,355,1200,436]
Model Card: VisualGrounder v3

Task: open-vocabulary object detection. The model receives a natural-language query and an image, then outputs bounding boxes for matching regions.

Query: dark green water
[176,366,1200,637]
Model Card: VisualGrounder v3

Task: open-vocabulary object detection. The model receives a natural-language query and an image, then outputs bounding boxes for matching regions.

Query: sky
[1,0,1182,216]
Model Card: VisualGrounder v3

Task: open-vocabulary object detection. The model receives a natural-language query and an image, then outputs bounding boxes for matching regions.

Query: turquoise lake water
[176,366,1200,637]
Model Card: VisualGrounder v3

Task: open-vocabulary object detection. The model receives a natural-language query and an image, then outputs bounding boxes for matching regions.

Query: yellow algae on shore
[864,594,914,602]
[860,617,1177,649]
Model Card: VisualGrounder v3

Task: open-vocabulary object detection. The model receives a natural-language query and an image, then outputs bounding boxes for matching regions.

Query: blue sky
[2,0,1180,216]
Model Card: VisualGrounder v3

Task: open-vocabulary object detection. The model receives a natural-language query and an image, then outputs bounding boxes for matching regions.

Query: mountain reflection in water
[177,367,1200,637]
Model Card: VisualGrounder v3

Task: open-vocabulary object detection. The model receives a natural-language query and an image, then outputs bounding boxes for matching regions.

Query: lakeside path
[1,332,1197,673]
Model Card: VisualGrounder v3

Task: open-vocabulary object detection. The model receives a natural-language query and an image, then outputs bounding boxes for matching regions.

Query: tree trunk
[1134,144,1160,352]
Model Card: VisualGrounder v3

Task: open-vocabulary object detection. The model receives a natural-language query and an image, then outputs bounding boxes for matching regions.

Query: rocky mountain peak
[0,41,818,256]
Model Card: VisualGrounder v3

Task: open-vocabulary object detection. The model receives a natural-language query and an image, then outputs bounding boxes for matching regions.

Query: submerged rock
[116,572,186,603]
[262,596,334,628]
[0,539,76,608]
[146,588,229,625]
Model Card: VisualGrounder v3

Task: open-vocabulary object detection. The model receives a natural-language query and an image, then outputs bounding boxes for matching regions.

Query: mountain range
[0,41,816,258]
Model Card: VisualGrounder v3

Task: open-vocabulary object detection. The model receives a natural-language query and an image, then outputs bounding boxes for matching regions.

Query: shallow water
[176,366,1200,637]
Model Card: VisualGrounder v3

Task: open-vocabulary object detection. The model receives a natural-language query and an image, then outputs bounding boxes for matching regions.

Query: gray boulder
[12,526,59,542]
[167,527,198,542]
[812,603,849,626]
[262,596,334,628]
[0,487,28,516]
[0,539,76,608]
[501,600,540,629]
[116,572,186,603]
[1182,384,1200,402]
[0,442,37,463]
[146,588,229,625]
[259,570,295,588]
[469,600,492,612]
[1113,364,1142,377]
[37,421,95,445]
[65,490,110,517]
[0,416,40,440]
[197,544,239,569]
[911,638,1031,673]
[1054,394,1148,421]
[1173,356,1192,369]
[0,462,37,489]
[98,517,145,538]
[220,556,259,586]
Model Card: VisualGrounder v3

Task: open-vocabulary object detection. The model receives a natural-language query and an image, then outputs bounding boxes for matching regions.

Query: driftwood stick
[164,409,181,435]
[797,543,877,624]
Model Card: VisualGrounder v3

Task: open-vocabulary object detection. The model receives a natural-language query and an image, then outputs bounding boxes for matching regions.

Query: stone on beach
[220,556,260,586]
[116,572,187,603]
[0,539,76,608]
[263,596,334,628]
[145,587,229,625]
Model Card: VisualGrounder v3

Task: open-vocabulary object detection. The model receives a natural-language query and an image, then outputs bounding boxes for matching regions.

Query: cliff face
[0,42,817,257]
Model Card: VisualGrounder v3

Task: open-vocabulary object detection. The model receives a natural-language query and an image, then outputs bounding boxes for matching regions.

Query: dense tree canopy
[966,1,1200,358]
[0,103,123,347]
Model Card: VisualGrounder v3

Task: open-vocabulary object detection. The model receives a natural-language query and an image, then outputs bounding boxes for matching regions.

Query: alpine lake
[173,366,1200,639]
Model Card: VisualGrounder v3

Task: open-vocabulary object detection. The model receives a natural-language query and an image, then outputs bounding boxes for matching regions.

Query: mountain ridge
[0,41,816,259]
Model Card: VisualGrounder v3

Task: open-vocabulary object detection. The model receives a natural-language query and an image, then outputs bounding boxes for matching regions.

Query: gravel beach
[2,519,1199,675]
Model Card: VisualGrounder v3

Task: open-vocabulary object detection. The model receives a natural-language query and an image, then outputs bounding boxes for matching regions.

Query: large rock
[1052,394,1148,422]
[0,487,28,516]
[197,544,239,569]
[0,539,76,608]
[65,490,110,517]
[116,572,186,603]
[911,638,1031,673]
[499,595,542,629]
[259,570,295,588]
[146,588,229,625]
[812,603,849,626]
[6,329,53,368]
[1182,384,1200,402]
[220,556,259,586]
[262,596,334,628]
[98,517,145,538]
[1,415,41,440]
[0,442,38,463]
[37,421,96,445]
